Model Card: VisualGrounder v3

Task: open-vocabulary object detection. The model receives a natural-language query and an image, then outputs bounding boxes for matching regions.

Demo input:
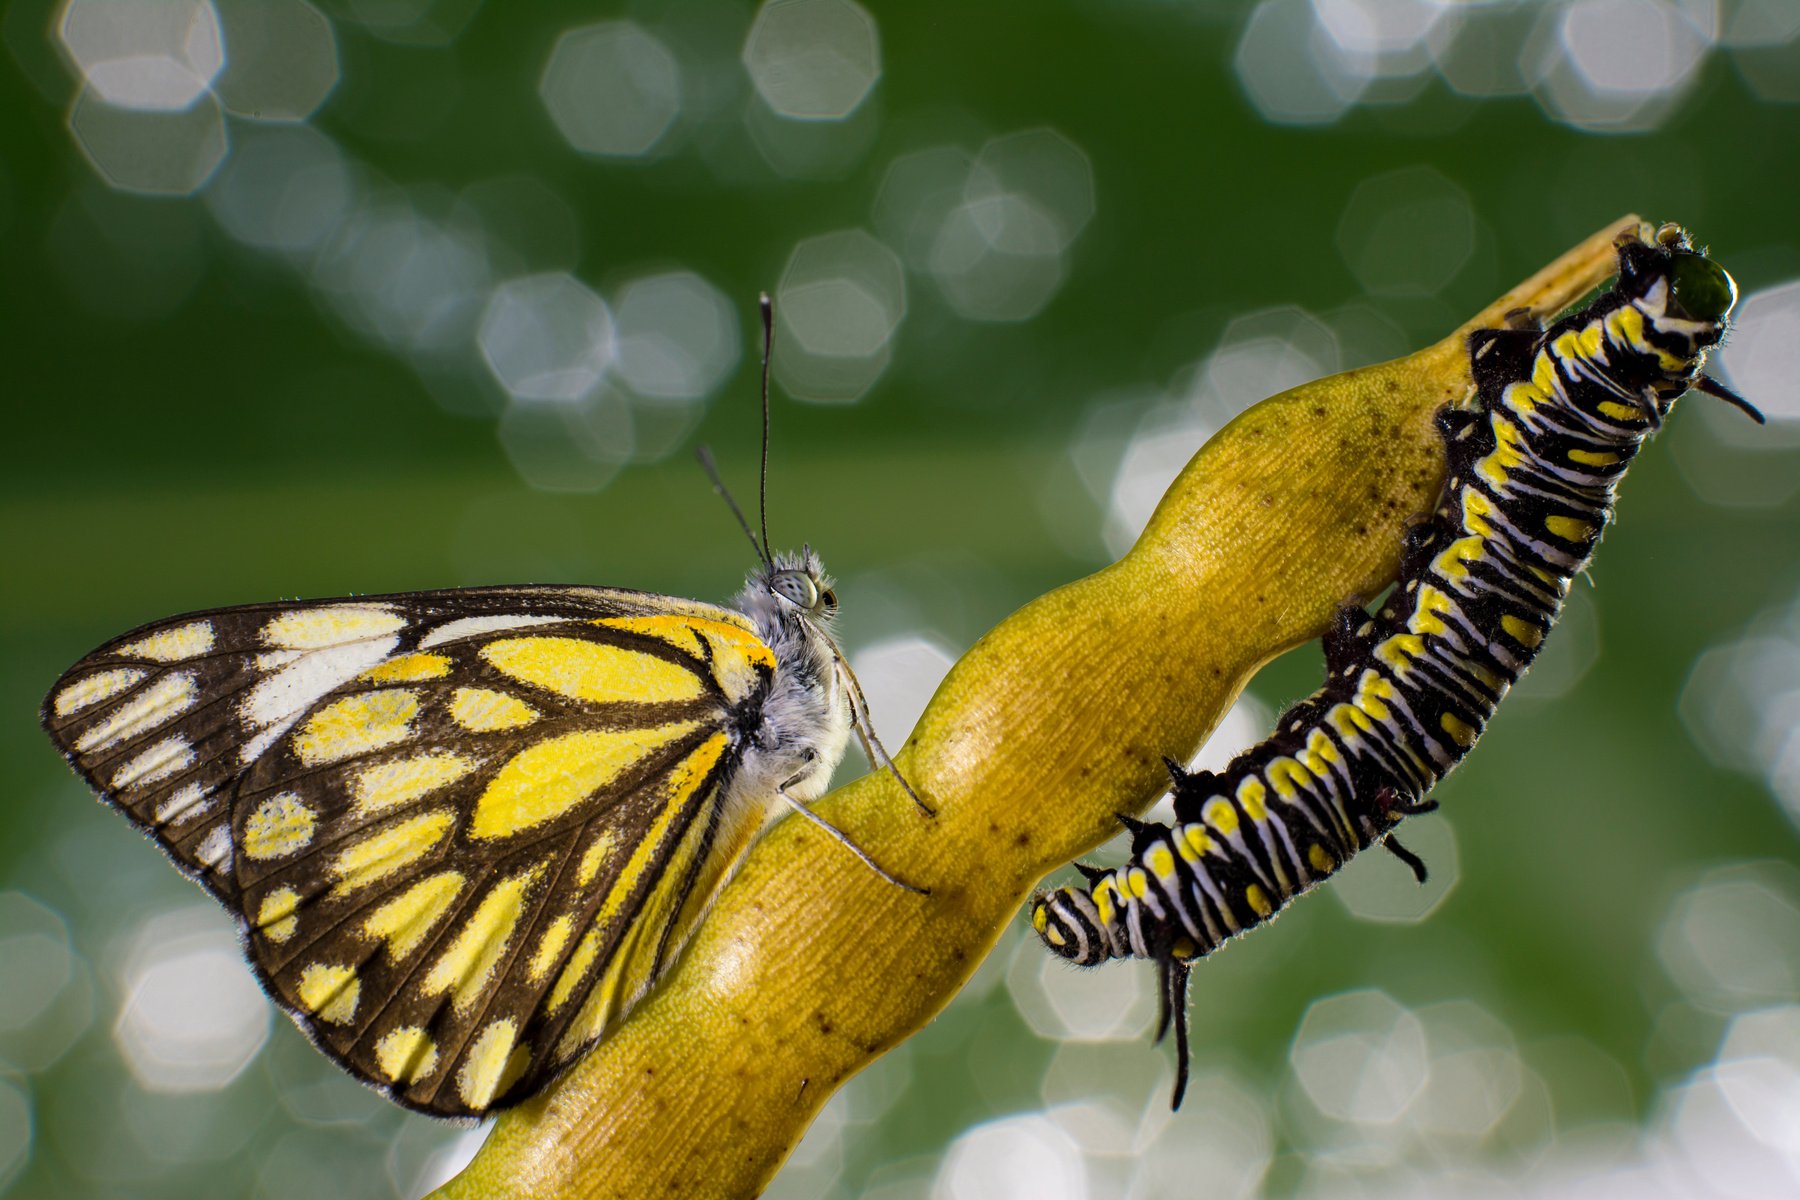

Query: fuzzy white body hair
[719,548,853,835]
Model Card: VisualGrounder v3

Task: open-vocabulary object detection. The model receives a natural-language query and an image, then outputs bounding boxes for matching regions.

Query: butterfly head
[763,547,838,624]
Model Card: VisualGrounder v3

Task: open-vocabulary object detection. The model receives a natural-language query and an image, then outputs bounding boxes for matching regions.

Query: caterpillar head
[1616,224,1738,357]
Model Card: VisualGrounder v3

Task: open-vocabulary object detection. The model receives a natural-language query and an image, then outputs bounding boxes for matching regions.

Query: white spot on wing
[55,667,147,716]
[419,614,566,649]
[263,606,406,650]
[73,673,198,753]
[118,621,215,662]
[196,824,232,869]
[239,636,401,765]
[112,736,194,789]
[155,782,216,826]
[256,650,303,671]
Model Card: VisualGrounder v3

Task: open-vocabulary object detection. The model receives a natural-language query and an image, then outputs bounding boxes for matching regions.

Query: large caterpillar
[1031,223,1763,1106]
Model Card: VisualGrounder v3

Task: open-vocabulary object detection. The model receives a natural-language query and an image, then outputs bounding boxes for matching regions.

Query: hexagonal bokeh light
[1529,0,1712,132]
[540,21,684,159]
[1289,989,1429,1125]
[113,907,272,1093]
[1235,0,1369,125]
[1329,812,1460,924]
[205,123,353,255]
[933,1112,1089,1200]
[496,388,635,494]
[774,228,905,403]
[477,271,616,402]
[1335,166,1477,299]
[1005,927,1153,1043]
[1656,862,1800,1014]
[927,129,1093,324]
[743,0,881,120]
[212,0,339,122]
[1718,280,1800,428]
[851,634,955,751]
[612,270,741,405]
[69,88,227,196]
[59,0,223,112]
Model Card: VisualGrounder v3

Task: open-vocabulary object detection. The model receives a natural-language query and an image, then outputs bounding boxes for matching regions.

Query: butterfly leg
[778,760,929,895]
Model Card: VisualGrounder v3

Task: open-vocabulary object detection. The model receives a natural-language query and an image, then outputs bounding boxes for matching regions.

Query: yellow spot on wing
[529,914,576,981]
[375,1026,438,1085]
[297,963,360,1024]
[54,667,145,716]
[118,621,214,662]
[596,733,726,923]
[482,637,706,705]
[471,723,697,841]
[265,606,405,649]
[547,927,602,1015]
[244,792,317,861]
[577,830,619,885]
[694,624,777,704]
[422,863,547,1013]
[448,687,540,732]
[353,751,475,815]
[257,887,301,943]
[364,871,465,962]
[363,653,451,683]
[457,1019,529,1110]
[329,809,454,895]
[294,689,419,766]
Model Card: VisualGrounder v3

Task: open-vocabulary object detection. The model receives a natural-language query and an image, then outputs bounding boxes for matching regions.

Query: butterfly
[39,296,925,1118]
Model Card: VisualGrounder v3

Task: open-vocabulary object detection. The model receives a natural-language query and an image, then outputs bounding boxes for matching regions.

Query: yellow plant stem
[431,216,1637,1200]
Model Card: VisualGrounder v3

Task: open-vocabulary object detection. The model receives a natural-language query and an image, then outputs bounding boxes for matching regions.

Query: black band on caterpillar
[1030,223,1763,1109]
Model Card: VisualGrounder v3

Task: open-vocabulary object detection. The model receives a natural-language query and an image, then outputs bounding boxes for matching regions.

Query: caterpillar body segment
[1030,224,1759,1107]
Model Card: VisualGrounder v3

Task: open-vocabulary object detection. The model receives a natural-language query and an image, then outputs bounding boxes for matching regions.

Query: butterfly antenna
[758,291,775,566]
[695,445,769,569]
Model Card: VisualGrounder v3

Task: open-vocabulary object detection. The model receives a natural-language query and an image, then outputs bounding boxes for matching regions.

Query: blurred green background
[4,1,1800,1197]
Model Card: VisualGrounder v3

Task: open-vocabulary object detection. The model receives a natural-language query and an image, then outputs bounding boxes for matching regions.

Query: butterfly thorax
[727,548,852,810]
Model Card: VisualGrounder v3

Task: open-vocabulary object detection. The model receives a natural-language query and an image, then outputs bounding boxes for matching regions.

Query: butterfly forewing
[42,586,781,1116]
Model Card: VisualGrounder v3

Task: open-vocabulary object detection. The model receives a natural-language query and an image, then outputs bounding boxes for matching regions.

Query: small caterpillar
[1031,223,1764,1106]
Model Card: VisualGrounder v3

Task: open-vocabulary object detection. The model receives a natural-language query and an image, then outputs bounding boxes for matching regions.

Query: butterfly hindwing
[42,586,784,1116]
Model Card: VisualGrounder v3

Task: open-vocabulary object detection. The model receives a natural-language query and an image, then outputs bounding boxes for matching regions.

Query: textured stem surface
[429,216,1636,1200]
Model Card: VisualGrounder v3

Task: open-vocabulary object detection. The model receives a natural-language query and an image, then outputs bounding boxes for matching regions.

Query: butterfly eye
[771,570,818,609]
